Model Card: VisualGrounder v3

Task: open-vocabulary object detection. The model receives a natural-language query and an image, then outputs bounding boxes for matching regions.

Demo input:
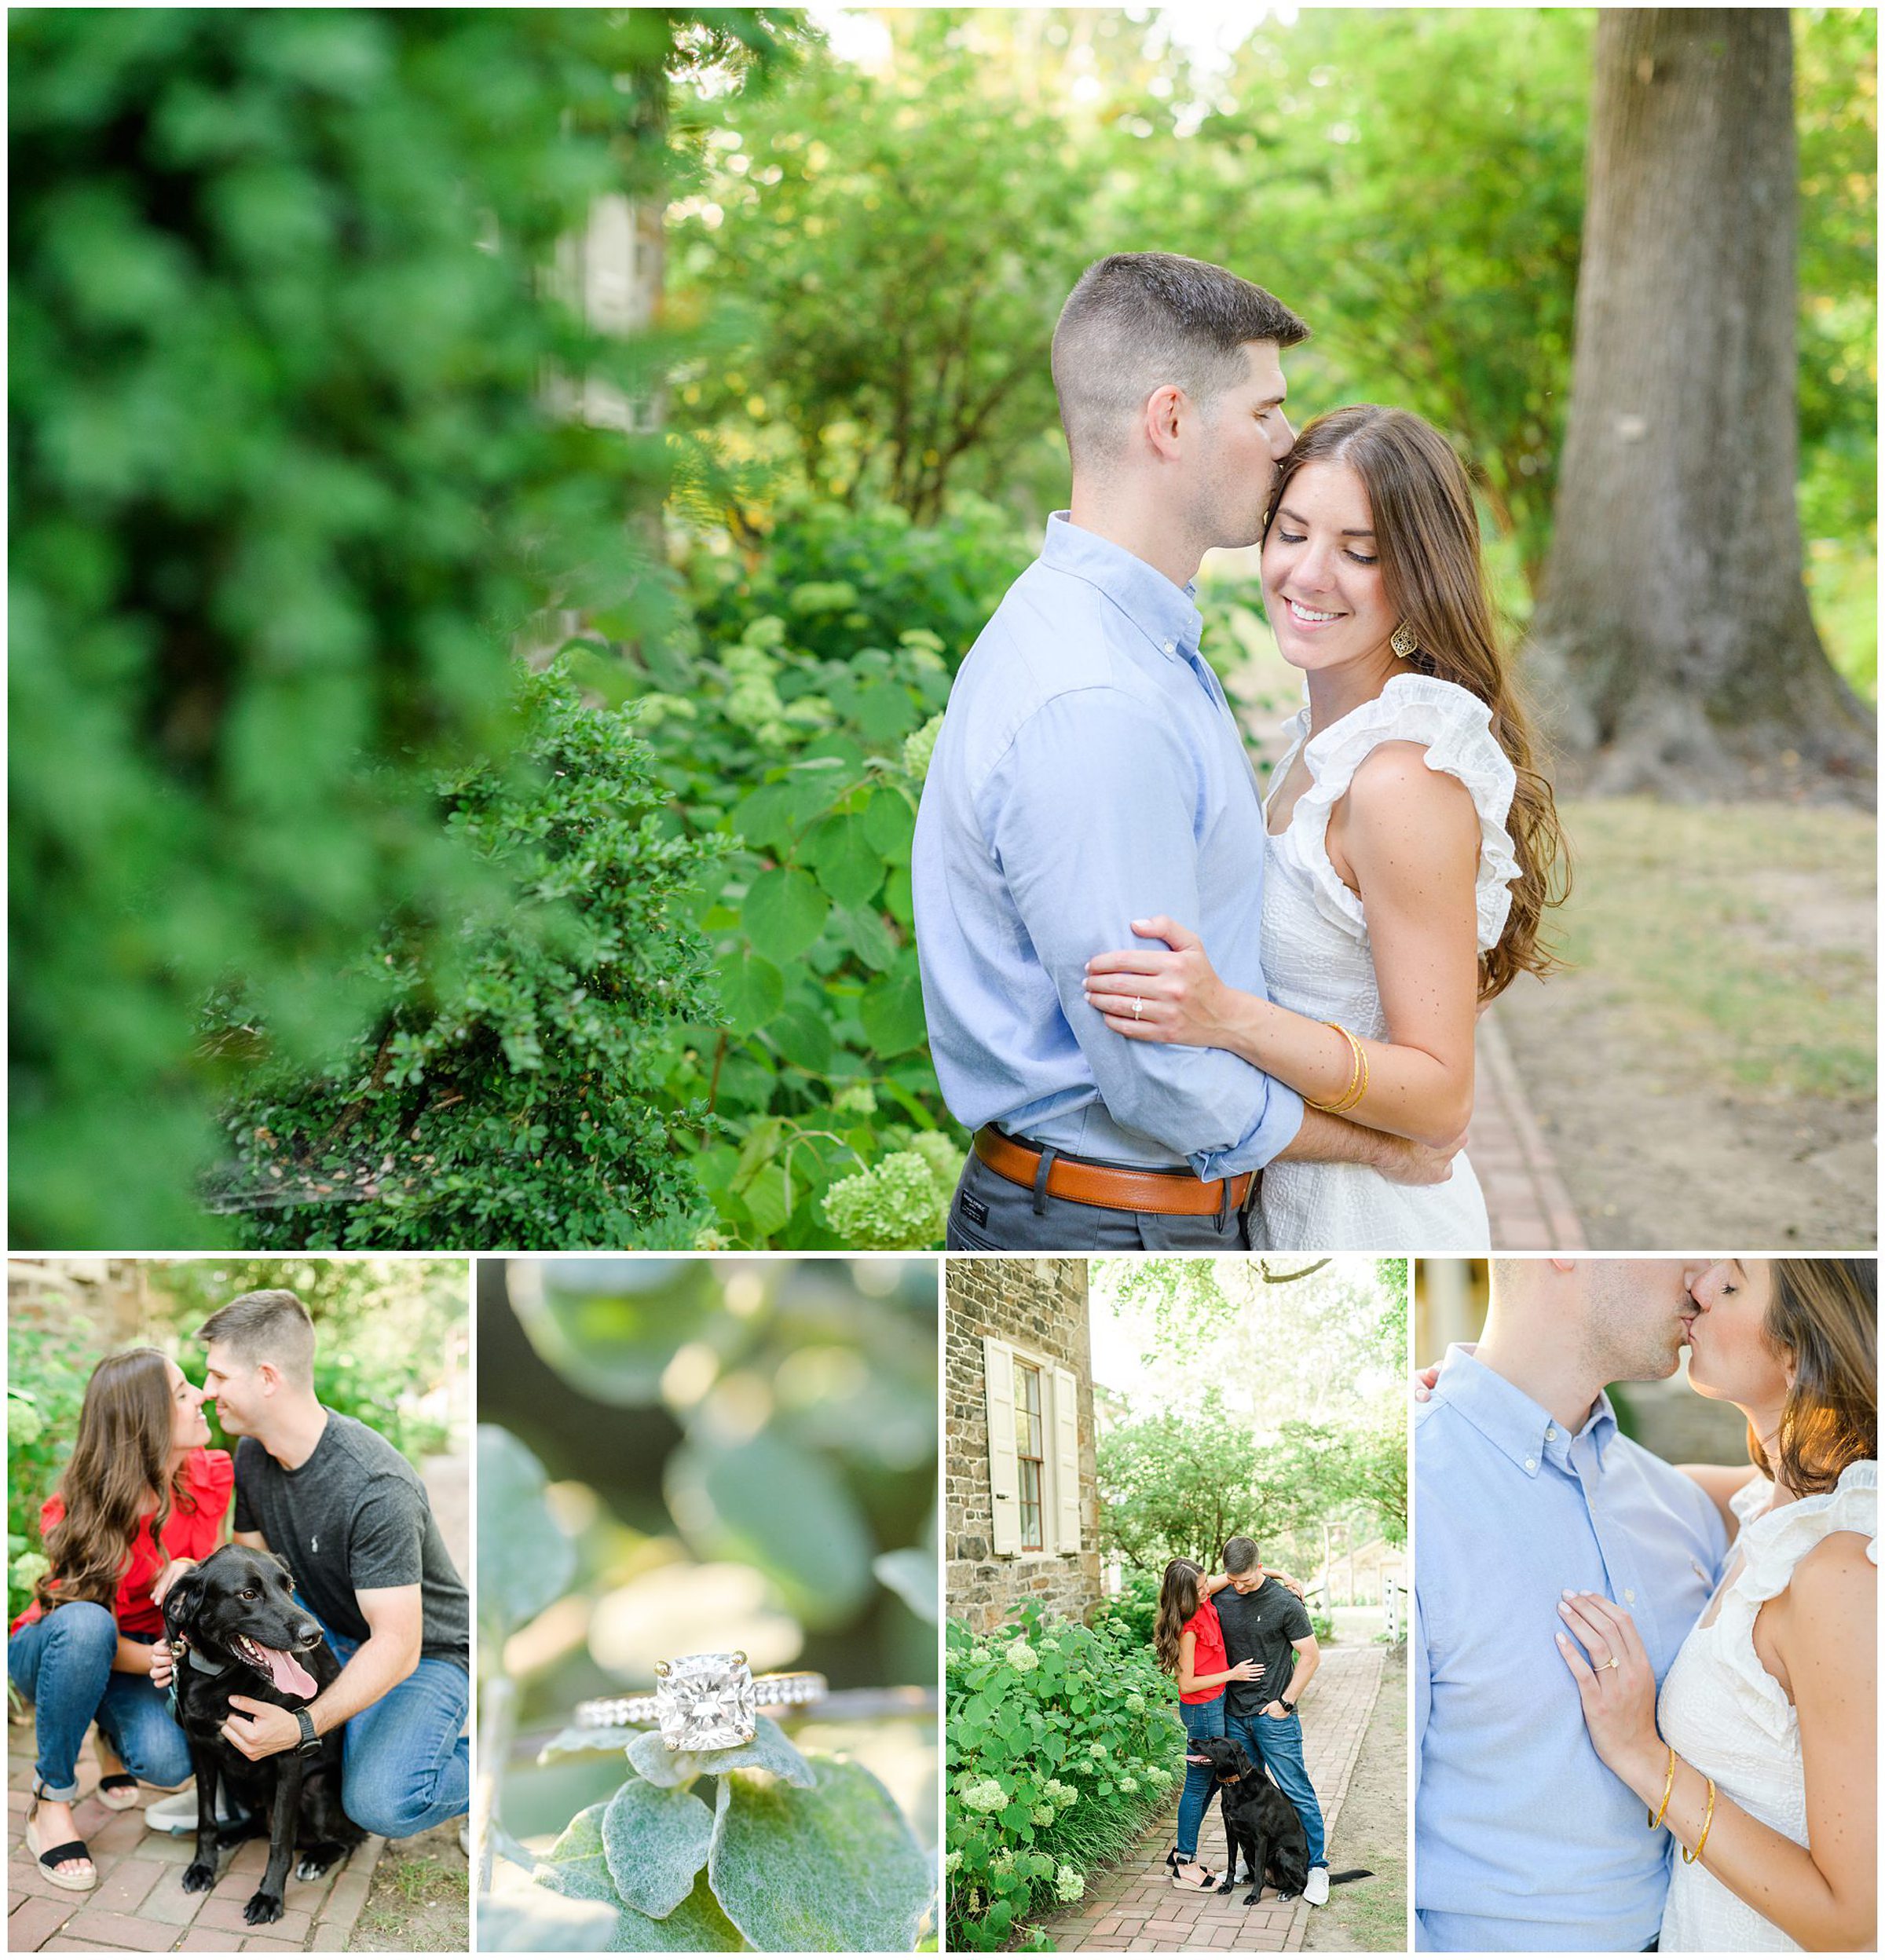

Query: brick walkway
[1034,1643,1389,1953]
[1473,1008,1586,1250]
[6,1726,386,1952]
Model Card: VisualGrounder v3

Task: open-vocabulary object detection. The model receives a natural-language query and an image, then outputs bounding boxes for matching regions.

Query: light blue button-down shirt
[1414,1346,1728,1951]
[910,514,1303,1176]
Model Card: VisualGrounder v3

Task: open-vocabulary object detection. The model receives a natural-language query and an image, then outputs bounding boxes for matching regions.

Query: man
[146,1289,469,1843]
[1211,1534,1330,1905]
[912,251,1452,1249]
[1414,1260,1728,1951]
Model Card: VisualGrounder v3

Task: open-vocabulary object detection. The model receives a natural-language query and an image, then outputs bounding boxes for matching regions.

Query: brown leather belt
[973,1127,1255,1218]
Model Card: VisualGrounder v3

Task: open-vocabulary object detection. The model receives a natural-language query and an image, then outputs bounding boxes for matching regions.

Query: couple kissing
[913,249,1565,1254]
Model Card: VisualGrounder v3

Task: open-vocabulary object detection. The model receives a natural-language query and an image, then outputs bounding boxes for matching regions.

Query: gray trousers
[943,1146,1254,1251]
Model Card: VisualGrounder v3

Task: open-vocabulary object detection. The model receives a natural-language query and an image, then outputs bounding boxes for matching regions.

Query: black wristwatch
[1279,1697,1298,1715]
[294,1707,322,1758]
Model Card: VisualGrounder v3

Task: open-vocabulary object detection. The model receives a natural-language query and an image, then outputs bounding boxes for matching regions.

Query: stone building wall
[946,1256,1103,1632]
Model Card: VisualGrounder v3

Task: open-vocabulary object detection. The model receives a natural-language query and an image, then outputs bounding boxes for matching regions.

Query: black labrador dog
[163,1545,364,1925]
[1189,1735,1312,1903]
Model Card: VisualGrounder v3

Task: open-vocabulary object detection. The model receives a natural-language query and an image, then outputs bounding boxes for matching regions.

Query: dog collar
[183,1644,232,1679]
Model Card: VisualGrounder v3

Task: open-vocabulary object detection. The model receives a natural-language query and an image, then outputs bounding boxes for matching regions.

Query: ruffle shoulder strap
[1287,674,1521,951]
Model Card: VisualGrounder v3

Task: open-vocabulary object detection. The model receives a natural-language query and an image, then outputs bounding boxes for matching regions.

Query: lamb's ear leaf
[478,1424,575,1640]
[600,1777,712,1918]
[533,1800,744,1952]
[706,1757,933,1952]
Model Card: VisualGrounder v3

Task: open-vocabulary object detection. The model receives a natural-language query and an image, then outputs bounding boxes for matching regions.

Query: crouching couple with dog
[1154,1535,1363,1910]
[9,1289,468,1925]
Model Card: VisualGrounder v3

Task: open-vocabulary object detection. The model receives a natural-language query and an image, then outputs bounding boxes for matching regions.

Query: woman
[9,1348,232,1891]
[1153,1558,1261,1890]
[1083,406,1567,1251]
[1555,1258,1876,1951]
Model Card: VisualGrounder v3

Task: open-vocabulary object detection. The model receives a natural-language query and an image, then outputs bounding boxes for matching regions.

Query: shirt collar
[1041,512,1204,663]
[1434,1344,1618,1479]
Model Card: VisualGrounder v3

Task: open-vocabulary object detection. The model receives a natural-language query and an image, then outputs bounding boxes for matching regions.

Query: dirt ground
[349,1819,470,1952]
[350,1449,472,1951]
[1494,799,1876,1249]
[1303,1645,1408,1955]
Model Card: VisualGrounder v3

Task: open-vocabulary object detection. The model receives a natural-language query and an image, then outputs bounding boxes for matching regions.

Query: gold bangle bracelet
[1305,1021,1367,1114]
[1649,1744,1675,1830]
[1681,1777,1716,1865]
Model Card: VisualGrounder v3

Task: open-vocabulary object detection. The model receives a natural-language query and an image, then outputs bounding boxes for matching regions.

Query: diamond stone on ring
[1604,1655,1620,1671]
[1132,997,1144,1019]
[574,1651,829,1750]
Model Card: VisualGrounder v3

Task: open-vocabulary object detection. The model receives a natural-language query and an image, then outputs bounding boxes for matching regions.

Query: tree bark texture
[1528,10,1873,799]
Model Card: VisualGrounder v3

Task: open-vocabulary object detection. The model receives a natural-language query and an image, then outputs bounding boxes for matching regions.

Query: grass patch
[1550,798,1876,1102]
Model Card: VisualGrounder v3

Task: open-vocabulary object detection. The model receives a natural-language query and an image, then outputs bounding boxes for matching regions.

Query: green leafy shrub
[1093,1569,1162,1649]
[9,9,694,1247]
[946,1605,1183,1951]
[680,495,1030,671]
[215,664,723,1250]
[598,499,1027,1248]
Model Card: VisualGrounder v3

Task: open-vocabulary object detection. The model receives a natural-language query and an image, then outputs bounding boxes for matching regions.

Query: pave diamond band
[574,1651,828,1750]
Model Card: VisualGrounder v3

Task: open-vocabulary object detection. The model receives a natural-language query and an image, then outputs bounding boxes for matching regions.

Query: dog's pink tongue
[256,1644,318,1699]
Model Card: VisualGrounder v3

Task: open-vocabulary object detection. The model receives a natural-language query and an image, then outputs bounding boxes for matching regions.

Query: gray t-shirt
[1214,1576,1313,1720]
[233,1411,468,1668]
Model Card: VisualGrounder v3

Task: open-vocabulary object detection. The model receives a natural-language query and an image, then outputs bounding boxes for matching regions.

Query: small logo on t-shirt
[311,1536,320,1553]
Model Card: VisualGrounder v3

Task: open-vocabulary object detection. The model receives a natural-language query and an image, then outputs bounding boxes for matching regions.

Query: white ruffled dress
[1254,674,1520,1252]
[1657,1461,1878,1953]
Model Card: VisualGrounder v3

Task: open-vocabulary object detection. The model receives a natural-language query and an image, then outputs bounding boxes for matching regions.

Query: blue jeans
[1176,1695,1226,1859]
[9,1603,192,1800]
[318,1618,469,1839]
[1227,1707,1326,1868]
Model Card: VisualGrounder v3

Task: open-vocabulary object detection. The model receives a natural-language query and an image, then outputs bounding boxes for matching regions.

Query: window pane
[1018,1458,1043,1552]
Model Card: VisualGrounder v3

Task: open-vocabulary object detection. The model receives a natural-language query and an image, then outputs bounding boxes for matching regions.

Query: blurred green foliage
[8,8,770,1247]
[8,1256,465,1622]
[677,7,1874,605]
[215,663,724,1249]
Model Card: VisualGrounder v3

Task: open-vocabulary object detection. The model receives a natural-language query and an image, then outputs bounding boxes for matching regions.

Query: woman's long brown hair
[35,1348,191,1616]
[1153,1557,1205,1677]
[1265,405,1570,1000]
[1750,1260,1876,1495]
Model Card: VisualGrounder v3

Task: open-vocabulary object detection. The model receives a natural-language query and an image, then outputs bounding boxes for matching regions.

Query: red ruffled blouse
[1180,1596,1228,1705]
[11,1446,234,1637]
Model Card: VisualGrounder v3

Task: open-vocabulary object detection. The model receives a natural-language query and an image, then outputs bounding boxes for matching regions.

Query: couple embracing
[1151,1536,1331,1905]
[9,1289,468,1892]
[913,250,1564,1253]
[1417,1258,1876,1951]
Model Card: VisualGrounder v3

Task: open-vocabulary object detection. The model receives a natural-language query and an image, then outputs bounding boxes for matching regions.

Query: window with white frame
[983,1335,1082,1557]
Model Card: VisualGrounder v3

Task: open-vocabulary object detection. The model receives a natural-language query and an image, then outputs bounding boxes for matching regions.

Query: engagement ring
[1132,997,1144,1019]
[1604,1655,1620,1671]
[574,1651,827,1750]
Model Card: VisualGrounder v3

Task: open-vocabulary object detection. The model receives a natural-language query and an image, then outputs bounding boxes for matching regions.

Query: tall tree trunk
[1527,11,1873,801]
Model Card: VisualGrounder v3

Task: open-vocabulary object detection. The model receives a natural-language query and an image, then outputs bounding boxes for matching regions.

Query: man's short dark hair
[1222,1535,1260,1574]
[197,1289,316,1389]
[1050,252,1309,474]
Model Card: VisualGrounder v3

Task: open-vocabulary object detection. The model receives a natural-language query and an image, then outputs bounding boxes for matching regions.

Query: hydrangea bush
[946,1605,1182,1951]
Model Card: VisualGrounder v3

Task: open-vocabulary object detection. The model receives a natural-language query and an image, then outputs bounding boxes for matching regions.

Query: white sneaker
[142,1790,197,1834]
[1304,1867,1331,1907]
[142,1787,247,1834]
